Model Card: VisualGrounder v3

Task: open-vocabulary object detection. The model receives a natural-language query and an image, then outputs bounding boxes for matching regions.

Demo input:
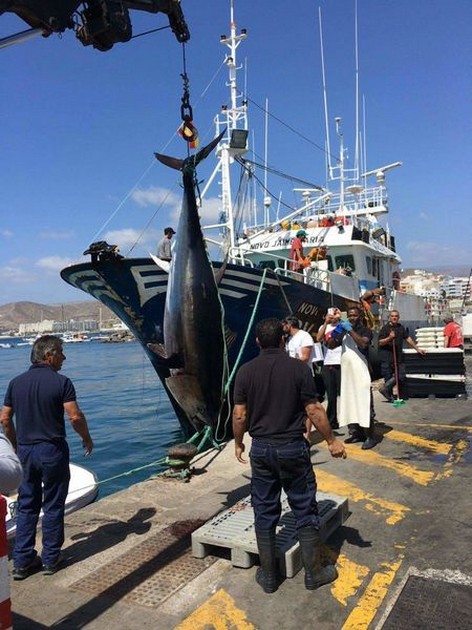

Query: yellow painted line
[341,555,404,630]
[316,469,410,525]
[174,588,256,630]
[384,429,451,454]
[319,442,435,486]
[435,438,470,480]
[324,549,370,607]
[387,420,472,432]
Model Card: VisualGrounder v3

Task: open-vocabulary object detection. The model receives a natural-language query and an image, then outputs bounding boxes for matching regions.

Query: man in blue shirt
[1,335,93,579]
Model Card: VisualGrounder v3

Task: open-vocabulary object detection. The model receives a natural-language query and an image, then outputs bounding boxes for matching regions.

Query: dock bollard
[0,495,12,630]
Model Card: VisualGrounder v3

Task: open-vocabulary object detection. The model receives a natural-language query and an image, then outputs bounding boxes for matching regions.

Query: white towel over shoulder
[338,334,371,428]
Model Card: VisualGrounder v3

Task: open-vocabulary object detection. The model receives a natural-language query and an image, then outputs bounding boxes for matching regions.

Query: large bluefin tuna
[150,131,227,432]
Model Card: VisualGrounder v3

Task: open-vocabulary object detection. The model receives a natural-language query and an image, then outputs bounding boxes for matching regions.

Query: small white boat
[5,462,98,538]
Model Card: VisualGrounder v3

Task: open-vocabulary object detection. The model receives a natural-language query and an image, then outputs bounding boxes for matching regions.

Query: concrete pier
[7,391,472,629]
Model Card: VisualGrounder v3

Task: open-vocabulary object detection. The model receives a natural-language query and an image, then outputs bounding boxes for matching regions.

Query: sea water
[0,341,183,498]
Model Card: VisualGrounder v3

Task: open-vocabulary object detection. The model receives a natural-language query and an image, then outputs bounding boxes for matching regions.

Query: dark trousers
[381,360,407,398]
[250,437,320,532]
[321,364,341,428]
[14,441,70,568]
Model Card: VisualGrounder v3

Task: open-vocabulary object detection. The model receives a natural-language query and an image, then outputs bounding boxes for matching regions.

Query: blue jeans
[250,438,320,532]
[14,441,70,568]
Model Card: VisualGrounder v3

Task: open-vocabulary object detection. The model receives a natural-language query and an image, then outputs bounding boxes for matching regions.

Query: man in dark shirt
[232,318,346,594]
[1,335,93,580]
[378,310,425,402]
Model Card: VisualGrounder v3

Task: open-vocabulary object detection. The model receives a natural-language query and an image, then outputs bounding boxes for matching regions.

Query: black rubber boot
[255,529,279,593]
[379,378,395,402]
[362,424,379,450]
[298,526,338,590]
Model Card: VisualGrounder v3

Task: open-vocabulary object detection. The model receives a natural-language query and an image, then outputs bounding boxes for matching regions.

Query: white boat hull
[4,462,98,538]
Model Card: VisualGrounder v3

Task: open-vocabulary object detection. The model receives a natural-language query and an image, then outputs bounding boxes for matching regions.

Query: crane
[0,0,189,51]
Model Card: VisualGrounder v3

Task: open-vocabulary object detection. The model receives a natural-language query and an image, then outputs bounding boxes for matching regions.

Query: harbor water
[0,340,183,497]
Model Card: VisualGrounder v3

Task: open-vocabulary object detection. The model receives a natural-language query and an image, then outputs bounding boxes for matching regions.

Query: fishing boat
[5,462,99,538]
[60,2,427,438]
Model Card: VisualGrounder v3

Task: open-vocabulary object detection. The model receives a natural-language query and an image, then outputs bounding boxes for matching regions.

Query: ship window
[366,256,372,274]
[327,256,334,271]
[334,255,355,272]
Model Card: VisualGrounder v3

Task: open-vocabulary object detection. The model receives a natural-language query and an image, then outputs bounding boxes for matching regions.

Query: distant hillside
[0,301,118,331]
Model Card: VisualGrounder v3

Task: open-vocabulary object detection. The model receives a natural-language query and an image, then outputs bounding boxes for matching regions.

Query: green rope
[224,268,268,394]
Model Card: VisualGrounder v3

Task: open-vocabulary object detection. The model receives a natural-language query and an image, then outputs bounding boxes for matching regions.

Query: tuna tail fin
[154,153,184,171]
[154,129,226,172]
[192,129,226,166]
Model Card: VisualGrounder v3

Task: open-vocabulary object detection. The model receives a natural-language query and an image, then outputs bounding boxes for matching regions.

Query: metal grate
[70,519,215,608]
[380,576,472,629]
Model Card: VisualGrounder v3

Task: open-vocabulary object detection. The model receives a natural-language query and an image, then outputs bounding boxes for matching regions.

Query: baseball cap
[164,227,176,235]
[296,229,307,238]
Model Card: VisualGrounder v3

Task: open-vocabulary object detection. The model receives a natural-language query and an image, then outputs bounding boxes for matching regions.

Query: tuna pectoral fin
[147,344,184,369]
[147,342,169,360]
[166,375,208,425]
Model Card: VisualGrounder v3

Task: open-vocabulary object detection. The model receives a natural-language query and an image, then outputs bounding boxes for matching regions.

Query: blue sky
[1,0,471,304]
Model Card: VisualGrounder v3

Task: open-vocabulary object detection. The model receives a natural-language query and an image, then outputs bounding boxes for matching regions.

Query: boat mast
[199,0,248,259]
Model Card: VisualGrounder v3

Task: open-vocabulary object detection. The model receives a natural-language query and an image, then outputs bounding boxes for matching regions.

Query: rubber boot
[362,424,379,450]
[255,529,278,593]
[298,526,338,590]
[379,378,395,402]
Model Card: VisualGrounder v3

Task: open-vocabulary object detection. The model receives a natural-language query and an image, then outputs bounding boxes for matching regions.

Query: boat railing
[229,247,359,300]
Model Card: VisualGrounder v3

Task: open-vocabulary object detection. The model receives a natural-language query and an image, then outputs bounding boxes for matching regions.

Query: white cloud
[0,266,36,283]
[39,229,75,240]
[197,197,224,224]
[35,256,73,272]
[0,229,13,238]
[132,186,181,210]
[419,212,429,221]
[103,228,160,252]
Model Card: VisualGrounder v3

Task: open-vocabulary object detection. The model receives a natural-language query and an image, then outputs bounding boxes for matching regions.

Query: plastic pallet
[191,491,348,578]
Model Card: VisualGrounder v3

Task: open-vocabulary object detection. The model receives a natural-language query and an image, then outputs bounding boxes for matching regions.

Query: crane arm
[0,0,189,51]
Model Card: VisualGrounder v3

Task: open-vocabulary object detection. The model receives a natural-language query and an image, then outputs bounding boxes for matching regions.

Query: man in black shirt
[378,310,425,401]
[232,318,346,594]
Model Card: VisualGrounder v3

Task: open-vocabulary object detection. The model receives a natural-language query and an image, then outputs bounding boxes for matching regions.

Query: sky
[1,0,471,304]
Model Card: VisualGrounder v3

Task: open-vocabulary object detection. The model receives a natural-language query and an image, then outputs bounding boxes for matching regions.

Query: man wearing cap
[157,227,176,262]
[290,229,307,272]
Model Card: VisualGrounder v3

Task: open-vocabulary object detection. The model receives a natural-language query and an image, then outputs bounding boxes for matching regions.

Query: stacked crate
[404,340,466,398]
[414,327,444,350]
